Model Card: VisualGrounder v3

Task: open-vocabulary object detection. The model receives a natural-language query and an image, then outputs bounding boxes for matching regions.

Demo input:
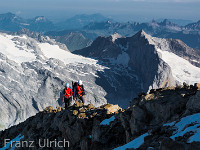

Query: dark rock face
[1,84,200,150]
[74,30,176,95]
[0,104,121,150]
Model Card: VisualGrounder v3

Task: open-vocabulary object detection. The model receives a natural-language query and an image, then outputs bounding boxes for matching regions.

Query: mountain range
[46,19,200,51]
[0,30,199,131]
[0,12,55,32]
[1,12,200,51]
[0,13,110,33]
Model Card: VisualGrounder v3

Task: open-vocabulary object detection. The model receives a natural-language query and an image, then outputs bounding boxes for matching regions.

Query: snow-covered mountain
[0,32,108,130]
[0,30,200,131]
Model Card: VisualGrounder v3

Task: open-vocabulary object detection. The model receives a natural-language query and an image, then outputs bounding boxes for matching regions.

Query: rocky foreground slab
[0,83,200,150]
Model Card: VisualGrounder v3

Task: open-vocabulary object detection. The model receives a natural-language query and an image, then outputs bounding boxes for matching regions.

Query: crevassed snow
[157,49,200,85]
[113,133,149,150]
[0,33,101,66]
[0,34,36,64]
[0,134,24,150]
[164,113,200,143]
[38,43,98,65]
[100,116,115,125]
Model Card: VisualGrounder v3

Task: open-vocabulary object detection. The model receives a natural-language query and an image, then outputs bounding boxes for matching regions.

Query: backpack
[72,81,78,96]
[72,81,84,97]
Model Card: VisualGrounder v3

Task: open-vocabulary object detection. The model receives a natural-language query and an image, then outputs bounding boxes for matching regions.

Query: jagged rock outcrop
[0,83,200,150]
[0,103,122,150]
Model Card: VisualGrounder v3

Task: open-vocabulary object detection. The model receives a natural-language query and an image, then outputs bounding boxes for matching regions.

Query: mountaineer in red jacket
[73,80,86,105]
[62,83,73,108]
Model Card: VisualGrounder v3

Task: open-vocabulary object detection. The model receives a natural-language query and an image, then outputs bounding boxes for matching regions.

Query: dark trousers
[77,95,85,104]
[64,97,72,108]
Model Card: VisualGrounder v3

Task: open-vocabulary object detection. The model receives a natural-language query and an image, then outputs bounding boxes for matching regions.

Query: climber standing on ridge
[62,83,73,108]
[73,80,86,105]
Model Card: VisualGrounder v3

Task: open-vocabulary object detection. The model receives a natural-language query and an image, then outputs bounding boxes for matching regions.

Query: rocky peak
[110,32,122,42]
[34,16,47,22]
[133,30,153,41]
[160,19,177,26]
[184,20,200,31]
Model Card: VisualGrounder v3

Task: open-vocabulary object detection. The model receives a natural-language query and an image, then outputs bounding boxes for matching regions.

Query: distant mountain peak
[110,32,122,42]
[135,30,152,39]
[34,16,46,22]
[160,19,178,26]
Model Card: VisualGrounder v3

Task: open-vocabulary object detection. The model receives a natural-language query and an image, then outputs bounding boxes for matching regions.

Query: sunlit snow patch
[157,49,200,85]
[0,34,36,64]
[113,133,149,150]
[164,113,200,143]
[100,116,115,125]
[38,43,98,65]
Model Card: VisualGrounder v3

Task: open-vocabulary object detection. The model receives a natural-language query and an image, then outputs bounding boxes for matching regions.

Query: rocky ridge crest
[0,83,200,150]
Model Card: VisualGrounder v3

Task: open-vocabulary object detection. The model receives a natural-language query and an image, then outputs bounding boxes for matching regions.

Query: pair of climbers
[62,80,86,108]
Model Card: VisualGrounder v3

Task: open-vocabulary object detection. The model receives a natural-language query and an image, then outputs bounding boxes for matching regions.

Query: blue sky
[0,0,200,22]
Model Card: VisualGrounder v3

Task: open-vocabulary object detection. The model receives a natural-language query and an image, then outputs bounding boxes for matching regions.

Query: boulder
[44,106,53,113]
[78,113,87,119]
[73,110,79,116]
[75,101,84,107]
[79,107,86,113]
[103,104,122,114]
[56,106,62,112]
[184,91,200,115]
[145,94,155,101]
[87,104,95,110]
[194,83,200,90]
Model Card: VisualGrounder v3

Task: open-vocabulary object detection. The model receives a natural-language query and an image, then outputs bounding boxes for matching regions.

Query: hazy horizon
[0,0,200,23]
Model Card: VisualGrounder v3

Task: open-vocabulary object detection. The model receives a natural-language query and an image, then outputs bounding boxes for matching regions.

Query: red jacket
[63,88,73,99]
[74,83,85,97]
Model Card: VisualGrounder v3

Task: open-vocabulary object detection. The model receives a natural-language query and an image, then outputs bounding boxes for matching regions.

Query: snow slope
[157,49,200,85]
[39,43,98,65]
[100,116,115,125]
[113,133,149,150]
[164,113,200,143]
[0,34,36,64]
